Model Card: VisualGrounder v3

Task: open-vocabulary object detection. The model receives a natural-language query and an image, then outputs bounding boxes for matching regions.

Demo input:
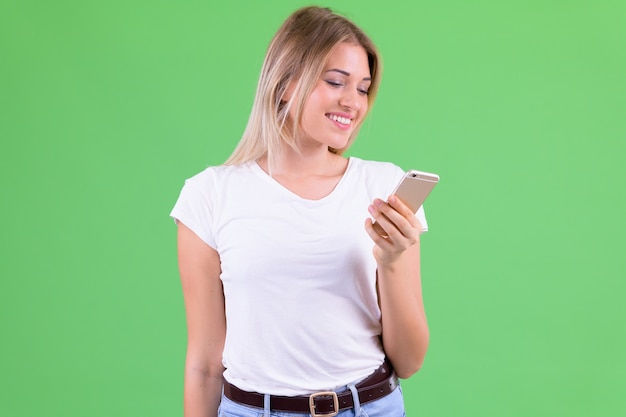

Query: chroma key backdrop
[1,1,624,416]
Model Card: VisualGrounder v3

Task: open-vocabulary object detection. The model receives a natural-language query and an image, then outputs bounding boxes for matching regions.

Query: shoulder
[185,163,249,182]
[348,157,405,182]
[183,163,253,188]
[347,157,406,195]
[175,164,256,205]
[349,157,404,175]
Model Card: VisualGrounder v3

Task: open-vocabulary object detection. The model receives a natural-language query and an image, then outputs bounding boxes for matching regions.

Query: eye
[357,88,369,96]
[325,80,343,87]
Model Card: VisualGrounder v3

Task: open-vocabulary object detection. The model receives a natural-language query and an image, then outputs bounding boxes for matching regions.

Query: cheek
[300,95,326,121]
[306,90,327,109]
[354,98,369,122]
[361,98,369,114]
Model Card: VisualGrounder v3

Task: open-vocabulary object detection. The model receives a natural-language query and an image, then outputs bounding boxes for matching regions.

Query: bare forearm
[377,255,429,379]
[183,367,223,417]
[365,195,431,378]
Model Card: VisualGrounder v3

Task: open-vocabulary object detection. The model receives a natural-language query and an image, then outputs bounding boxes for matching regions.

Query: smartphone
[373,170,440,236]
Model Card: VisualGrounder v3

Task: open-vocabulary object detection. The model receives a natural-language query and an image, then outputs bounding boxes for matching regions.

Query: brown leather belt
[223,359,399,417]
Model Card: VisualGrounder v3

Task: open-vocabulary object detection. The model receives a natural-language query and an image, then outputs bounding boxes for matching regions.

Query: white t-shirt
[170,157,427,395]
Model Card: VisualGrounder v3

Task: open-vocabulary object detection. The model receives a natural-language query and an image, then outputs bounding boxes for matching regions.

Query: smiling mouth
[326,113,352,126]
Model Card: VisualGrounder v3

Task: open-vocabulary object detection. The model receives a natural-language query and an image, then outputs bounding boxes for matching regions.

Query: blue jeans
[217,384,406,417]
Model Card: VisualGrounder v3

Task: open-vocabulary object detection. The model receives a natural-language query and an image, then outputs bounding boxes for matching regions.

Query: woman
[171,6,430,417]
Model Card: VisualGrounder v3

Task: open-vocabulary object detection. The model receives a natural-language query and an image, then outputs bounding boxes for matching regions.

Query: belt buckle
[309,391,339,417]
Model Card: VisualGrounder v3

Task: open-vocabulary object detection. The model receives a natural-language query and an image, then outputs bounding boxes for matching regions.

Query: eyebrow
[325,68,371,81]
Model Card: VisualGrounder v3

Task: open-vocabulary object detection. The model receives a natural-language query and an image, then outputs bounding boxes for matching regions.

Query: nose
[339,89,363,111]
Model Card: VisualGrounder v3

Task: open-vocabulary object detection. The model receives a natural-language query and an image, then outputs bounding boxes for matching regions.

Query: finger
[387,195,421,229]
[369,204,412,246]
[372,199,416,239]
[369,198,423,244]
[368,200,388,237]
[364,218,396,248]
[387,195,415,217]
[368,200,397,235]
[372,219,388,237]
[368,199,386,224]
[385,196,424,236]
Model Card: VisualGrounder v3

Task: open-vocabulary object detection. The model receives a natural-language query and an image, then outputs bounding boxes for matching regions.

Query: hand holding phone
[372,170,439,236]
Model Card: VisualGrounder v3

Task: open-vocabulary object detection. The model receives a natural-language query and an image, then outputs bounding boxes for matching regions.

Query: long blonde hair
[224,6,382,167]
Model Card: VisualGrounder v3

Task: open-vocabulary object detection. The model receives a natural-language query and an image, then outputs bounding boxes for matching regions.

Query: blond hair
[224,6,382,166]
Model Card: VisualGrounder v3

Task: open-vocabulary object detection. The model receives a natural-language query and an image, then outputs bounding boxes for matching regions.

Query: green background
[1,0,624,416]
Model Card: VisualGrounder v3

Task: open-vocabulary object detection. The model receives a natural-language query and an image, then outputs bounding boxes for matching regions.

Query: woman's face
[291,42,372,151]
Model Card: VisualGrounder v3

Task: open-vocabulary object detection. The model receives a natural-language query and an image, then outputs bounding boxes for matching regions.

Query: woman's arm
[177,222,226,417]
[365,196,430,379]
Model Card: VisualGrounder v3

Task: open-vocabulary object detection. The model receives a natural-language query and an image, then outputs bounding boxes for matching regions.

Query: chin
[327,136,352,150]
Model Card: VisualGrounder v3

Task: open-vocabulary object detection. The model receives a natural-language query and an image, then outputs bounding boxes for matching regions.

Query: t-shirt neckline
[249,157,357,203]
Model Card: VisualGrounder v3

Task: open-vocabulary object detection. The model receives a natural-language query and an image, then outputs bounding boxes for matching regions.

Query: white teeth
[328,114,351,125]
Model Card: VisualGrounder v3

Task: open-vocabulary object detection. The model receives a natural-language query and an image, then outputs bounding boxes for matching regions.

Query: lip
[327,111,354,119]
[325,112,355,130]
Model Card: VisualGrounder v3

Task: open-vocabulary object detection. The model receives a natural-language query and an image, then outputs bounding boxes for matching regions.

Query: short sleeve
[170,172,217,249]
[416,205,428,233]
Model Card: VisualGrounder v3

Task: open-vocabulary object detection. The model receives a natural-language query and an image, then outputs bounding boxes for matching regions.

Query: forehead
[324,42,371,77]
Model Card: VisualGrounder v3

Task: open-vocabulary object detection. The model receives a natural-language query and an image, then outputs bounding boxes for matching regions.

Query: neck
[261,144,345,178]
